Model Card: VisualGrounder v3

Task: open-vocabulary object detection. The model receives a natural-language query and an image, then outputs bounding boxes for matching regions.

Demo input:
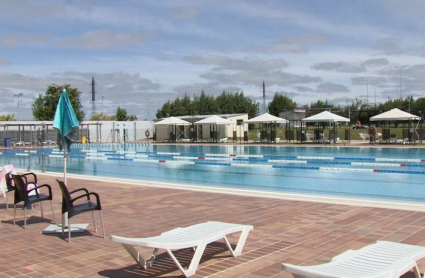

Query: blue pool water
[2,144,425,202]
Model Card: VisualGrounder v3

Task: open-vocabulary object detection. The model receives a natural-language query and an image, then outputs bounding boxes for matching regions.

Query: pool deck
[1,171,425,278]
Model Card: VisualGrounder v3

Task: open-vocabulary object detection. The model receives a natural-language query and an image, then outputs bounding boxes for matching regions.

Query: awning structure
[194,115,234,125]
[302,111,350,123]
[369,108,421,143]
[244,113,288,124]
[302,111,350,144]
[194,115,234,142]
[154,117,190,141]
[244,113,287,143]
[154,117,190,126]
[370,108,420,121]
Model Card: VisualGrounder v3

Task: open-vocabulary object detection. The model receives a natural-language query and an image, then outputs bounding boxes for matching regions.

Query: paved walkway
[1,173,424,277]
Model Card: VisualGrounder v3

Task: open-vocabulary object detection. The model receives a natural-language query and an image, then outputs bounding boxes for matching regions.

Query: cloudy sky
[1,0,425,120]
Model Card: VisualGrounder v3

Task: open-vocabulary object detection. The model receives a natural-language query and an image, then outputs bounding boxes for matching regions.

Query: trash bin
[81,135,86,144]
[4,137,11,147]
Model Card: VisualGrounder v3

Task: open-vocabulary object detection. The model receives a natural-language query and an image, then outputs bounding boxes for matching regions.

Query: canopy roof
[370,108,420,121]
[244,113,288,124]
[154,116,190,125]
[302,111,350,123]
[194,115,234,125]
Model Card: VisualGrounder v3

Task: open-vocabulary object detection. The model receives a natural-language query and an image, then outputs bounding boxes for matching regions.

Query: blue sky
[1,0,425,120]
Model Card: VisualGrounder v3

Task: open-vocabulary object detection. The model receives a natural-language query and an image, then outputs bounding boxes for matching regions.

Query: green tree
[268,93,297,116]
[0,114,16,121]
[32,84,85,122]
[0,114,16,122]
[156,101,172,118]
[155,90,258,119]
[128,115,138,121]
[90,112,114,121]
[115,107,129,121]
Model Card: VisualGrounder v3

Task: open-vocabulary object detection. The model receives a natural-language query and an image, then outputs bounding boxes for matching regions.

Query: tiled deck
[1,173,425,277]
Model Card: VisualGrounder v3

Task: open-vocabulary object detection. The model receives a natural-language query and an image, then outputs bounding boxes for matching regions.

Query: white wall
[0,120,154,143]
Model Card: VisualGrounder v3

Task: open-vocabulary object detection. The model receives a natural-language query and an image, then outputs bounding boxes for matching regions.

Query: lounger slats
[283,241,425,278]
[111,221,253,277]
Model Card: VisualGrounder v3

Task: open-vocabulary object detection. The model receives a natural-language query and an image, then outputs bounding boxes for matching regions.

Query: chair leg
[50,201,55,224]
[6,192,8,210]
[39,201,44,221]
[99,210,105,238]
[13,204,16,225]
[24,207,27,229]
[92,211,97,232]
[62,214,65,235]
[68,218,71,243]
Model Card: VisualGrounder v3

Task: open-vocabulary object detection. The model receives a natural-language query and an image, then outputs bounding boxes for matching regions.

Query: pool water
[2,144,425,202]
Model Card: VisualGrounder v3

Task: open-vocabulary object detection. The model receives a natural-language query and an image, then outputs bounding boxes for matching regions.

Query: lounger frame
[282,241,425,278]
[111,221,253,277]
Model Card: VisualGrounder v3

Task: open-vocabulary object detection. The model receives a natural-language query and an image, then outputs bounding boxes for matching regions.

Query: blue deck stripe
[148,155,174,159]
[334,157,376,161]
[136,151,157,155]
[273,165,320,170]
[194,161,231,166]
[264,155,298,159]
[307,161,352,165]
[107,158,134,161]
[181,152,205,156]
[233,158,269,162]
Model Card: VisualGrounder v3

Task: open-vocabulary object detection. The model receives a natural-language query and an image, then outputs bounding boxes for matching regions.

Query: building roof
[279,110,306,121]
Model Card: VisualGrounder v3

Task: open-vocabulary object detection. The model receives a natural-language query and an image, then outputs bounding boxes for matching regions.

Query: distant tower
[90,77,96,118]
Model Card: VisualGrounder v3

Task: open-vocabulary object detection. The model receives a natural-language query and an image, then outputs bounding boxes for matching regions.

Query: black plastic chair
[12,174,56,228]
[56,180,105,242]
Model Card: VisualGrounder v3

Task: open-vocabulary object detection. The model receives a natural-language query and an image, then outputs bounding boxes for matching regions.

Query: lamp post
[145,95,150,120]
[399,65,408,99]
[102,96,104,113]
[14,93,23,120]
[363,77,371,106]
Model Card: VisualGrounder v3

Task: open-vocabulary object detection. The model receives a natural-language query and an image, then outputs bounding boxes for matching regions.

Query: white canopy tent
[369,108,420,143]
[154,117,190,142]
[154,117,191,125]
[194,115,234,142]
[302,111,350,123]
[244,113,288,142]
[370,108,420,121]
[302,111,350,143]
[244,113,288,124]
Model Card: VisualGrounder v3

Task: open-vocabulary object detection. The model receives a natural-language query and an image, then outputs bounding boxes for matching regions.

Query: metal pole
[145,96,150,120]
[400,66,403,99]
[365,77,371,106]
[14,93,23,120]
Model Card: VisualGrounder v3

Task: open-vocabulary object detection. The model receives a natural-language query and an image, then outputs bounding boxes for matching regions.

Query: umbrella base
[42,223,90,234]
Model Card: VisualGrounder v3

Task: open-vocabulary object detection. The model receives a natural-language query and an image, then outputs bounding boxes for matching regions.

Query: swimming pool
[2,144,425,203]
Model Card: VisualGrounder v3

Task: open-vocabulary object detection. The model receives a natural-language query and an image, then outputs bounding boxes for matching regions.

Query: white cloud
[184,55,288,71]
[316,82,350,94]
[312,62,366,73]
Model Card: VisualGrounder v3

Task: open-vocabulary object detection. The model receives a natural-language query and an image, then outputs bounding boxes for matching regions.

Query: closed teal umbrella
[53,89,79,183]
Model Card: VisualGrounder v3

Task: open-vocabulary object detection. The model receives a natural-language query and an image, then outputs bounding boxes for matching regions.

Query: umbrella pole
[63,141,69,228]
[64,142,67,184]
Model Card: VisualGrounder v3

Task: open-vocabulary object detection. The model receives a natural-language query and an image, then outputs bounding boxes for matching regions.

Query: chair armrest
[71,192,101,207]
[29,184,52,198]
[21,172,37,184]
[69,188,89,195]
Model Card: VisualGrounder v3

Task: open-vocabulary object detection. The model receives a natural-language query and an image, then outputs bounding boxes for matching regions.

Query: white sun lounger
[111,221,253,277]
[282,241,425,278]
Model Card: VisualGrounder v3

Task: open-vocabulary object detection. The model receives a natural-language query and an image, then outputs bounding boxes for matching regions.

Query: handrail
[41,152,50,173]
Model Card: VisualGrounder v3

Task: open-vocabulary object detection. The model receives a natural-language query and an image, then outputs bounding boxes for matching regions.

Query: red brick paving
[1,173,424,277]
